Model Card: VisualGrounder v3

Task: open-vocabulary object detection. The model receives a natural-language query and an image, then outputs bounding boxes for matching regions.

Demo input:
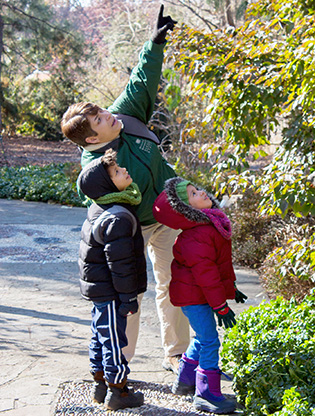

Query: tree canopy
[169,0,315,218]
[1,0,89,139]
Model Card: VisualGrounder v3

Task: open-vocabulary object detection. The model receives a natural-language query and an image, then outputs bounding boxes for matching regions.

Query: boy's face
[86,109,122,145]
[108,163,133,191]
[187,185,213,209]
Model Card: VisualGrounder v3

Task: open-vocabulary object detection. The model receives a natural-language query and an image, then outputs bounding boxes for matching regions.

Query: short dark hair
[61,102,101,147]
[101,149,117,172]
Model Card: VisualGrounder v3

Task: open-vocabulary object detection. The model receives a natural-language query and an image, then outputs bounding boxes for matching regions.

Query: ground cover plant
[0,163,82,207]
[221,293,315,416]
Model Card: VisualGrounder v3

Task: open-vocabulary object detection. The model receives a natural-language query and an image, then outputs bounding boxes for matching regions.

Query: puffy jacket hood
[153,177,219,230]
[77,157,119,200]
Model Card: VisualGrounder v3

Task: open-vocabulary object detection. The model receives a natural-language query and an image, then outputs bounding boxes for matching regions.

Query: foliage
[173,160,217,193]
[0,163,83,206]
[221,293,315,415]
[272,388,315,416]
[165,0,247,29]
[162,68,182,112]
[2,0,88,139]
[258,146,315,218]
[226,188,280,268]
[169,0,315,218]
[78,0,167,106]
[260,224,315,301]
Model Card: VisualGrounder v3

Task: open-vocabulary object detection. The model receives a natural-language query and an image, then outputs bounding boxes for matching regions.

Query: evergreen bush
[0,163,83,207]
[222,293,315,416]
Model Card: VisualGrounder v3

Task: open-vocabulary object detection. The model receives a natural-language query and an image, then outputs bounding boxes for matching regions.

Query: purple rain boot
[193,367,236,414]
[172,354,198,395]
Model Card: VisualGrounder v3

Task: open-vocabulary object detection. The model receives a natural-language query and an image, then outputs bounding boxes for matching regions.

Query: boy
[153,177,247,414]
[77,149,146,410]
[61,5,190,373]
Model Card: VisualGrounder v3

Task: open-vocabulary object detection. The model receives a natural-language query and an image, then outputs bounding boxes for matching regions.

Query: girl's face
[187,185,213,209]
[107,163,133,191]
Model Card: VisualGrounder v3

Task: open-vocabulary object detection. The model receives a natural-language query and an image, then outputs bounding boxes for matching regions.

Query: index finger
[158,4,164,19]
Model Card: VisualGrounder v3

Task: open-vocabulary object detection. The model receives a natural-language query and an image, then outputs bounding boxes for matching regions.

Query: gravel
[54,380,241,416]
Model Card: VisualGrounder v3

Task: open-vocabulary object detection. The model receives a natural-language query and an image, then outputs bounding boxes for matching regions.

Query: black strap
[115,114,161,145]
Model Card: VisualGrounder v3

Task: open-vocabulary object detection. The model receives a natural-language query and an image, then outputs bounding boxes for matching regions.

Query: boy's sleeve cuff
[148,39,166,52]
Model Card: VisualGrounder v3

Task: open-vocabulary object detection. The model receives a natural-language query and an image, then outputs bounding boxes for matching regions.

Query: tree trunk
[225,0,235,27]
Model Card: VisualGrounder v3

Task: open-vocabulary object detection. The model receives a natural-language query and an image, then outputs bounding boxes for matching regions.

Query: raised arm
[108,5,177,124]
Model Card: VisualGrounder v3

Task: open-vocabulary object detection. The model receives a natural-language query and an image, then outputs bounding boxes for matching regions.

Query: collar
[84,136,121,153]
[84,142,109,152]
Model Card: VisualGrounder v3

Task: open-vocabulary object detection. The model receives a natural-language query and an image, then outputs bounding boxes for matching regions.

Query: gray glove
[151,4,177,44]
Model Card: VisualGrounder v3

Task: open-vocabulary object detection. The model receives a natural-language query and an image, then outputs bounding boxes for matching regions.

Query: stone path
[0,199,268,415]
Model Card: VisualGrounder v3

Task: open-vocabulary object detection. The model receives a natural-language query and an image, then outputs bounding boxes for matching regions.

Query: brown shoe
[91,370,107,404]
[105,378,144,411]
[162,354,182,374]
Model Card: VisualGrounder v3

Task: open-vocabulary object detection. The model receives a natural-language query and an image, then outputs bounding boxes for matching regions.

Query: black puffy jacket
[79,202,147,302]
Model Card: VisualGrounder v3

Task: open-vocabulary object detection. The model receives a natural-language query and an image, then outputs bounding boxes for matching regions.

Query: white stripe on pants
[91,300,129,384]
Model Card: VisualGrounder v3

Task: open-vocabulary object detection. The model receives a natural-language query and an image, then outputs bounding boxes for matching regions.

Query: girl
[153,177,247,414]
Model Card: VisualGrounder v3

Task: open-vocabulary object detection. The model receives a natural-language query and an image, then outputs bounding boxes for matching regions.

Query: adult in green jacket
[61,5,190,374]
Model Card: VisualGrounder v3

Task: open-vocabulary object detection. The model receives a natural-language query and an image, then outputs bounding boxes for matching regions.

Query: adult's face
[86,109,122,144]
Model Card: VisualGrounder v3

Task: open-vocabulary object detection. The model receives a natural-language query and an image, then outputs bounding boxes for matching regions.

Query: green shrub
[0,163,83,206]
[221,294,315,415]
[260,228,315,301]
[226,189,281,269]
[273,387,315,416]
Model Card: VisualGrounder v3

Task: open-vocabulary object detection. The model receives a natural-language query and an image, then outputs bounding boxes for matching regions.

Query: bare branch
[124,4,136,42]
[163,0,221,31]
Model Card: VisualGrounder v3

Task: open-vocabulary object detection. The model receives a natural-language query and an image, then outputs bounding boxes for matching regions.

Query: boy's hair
[101,149,117,172]
[61,102,101,147]
[77,149,118,200]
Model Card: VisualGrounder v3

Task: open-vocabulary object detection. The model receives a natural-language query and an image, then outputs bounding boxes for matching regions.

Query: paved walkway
[0,199,269,416]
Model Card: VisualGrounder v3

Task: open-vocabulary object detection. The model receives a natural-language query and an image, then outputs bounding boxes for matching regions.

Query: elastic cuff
[213,302,227,311]
[119,292,138,303]
[148,39,166,50]
[182,353,199,365]
[197,366,220,374]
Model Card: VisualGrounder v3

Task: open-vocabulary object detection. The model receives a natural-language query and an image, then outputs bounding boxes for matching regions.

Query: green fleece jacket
[79,40,175,225]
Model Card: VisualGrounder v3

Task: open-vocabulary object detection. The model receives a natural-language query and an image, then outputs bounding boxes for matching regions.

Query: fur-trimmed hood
[153,177,219,230]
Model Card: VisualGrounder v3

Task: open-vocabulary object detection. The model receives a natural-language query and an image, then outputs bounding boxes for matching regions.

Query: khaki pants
[123,223,190,361]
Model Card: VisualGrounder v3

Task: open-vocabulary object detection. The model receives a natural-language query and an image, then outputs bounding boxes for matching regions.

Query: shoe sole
[162,363,178,375]
[194,403,236,414]
[194,397,236,414]
[105,402,144,411]
[172,380,195,395]
[105,393,144,410]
